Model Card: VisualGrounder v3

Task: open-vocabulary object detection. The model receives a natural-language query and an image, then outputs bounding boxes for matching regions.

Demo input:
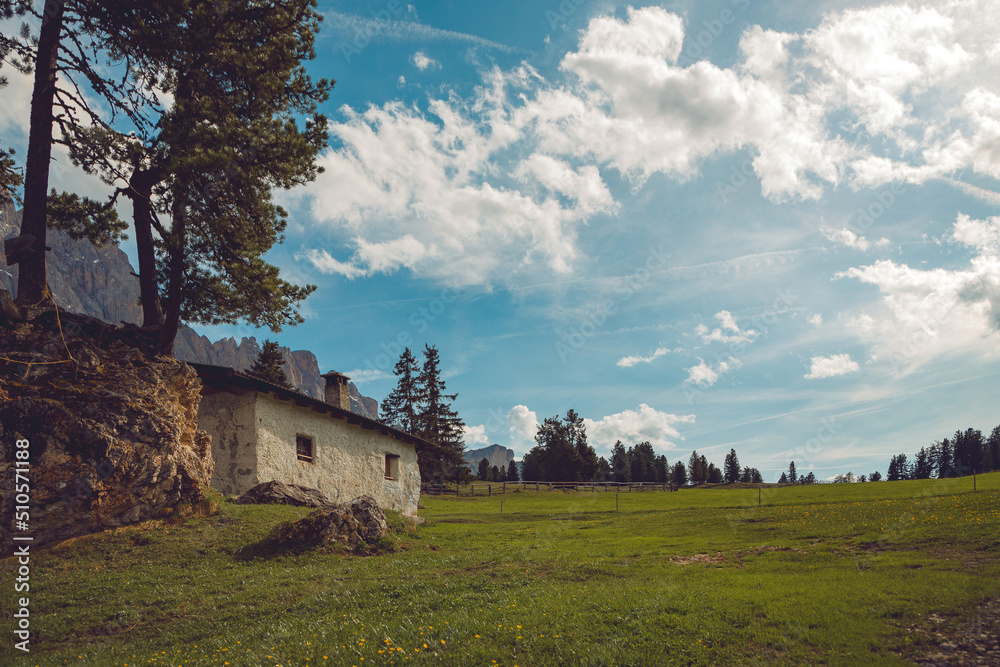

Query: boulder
[235,480,333,508]
[274,495,387,549]
[0,310,214,546]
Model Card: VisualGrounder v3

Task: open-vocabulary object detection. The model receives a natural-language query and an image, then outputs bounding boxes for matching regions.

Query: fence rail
[420,481,679,496]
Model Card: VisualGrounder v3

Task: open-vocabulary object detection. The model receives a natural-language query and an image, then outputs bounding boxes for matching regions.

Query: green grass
[3,474,1000,666]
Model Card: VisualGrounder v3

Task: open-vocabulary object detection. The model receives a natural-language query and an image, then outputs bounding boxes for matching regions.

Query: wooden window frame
[296,435,314,463]
[385,453,400,480]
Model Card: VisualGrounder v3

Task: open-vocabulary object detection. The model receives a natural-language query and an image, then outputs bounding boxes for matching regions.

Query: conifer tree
[787,461,798,484]
[415,344,466,483]
[247,340,290,388]
[506,459,520,482]
[477,458,490,481]
[492,465,502,482]
[381,347,420,433]
[778,472,788,484]
[611,441,630,482]
[2,0,162,306]
[671,460,688,486]
[723,448,741,484]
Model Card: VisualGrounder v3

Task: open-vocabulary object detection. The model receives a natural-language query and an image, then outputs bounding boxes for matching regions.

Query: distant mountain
[464,444,516,472]
[1,203,378,420]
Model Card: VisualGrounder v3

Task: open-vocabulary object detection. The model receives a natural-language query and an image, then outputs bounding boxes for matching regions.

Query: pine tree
[870,471,883,481]
[778,472,789,484]
[3,0,163,307]
[477,458,490,481]
[723,448,741,484]
[688,450,707,484]
[629,442,656,483]
[707,463,723,484]
[381,348,420,433]
[46,1,330,352]
[611,441,631,482]
[936,438,954,478]
[655,455,668,484]
[492,465,502,482]
[415,345,466,484]
[787,461,797,484]
[988,425,1000,472]
[913,447,933,479]
[671,460,688,486]
[522,411,599,482]
[247,340,290,388]
[506,459,520,483]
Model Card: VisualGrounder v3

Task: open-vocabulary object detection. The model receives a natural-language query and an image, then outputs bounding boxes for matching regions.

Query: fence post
[489,484,492,497]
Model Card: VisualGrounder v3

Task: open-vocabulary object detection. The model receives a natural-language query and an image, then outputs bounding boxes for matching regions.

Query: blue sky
[4,0,1000,479]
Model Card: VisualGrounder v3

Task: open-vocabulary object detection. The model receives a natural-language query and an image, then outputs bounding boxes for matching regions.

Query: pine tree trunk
[129,168,164,328]
[15,0,66,306]
[155,198,185,356]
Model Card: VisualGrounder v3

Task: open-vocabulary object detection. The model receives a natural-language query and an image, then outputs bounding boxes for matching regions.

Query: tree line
[883,424,1000,481]
[476,459,520,483]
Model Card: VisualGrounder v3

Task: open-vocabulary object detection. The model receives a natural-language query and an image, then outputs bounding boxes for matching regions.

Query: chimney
[321,371,352,412]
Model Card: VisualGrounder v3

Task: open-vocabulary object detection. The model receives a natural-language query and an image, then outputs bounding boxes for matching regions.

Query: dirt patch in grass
[907,597,1000,666]
[670,552,728,565]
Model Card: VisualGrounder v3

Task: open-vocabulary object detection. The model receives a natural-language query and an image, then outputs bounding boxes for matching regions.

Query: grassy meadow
[3,473,1000,666]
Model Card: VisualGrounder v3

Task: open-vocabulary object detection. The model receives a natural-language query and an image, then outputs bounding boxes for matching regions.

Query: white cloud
[809,313,823,327]
[684,357,740,386]
[300,2,1000,288]
[463,423,489,446]
[583,404,695,453]
[804,354,861,379]
[298,248,369,279]
[695,310,758,345]
[617,346,673,368]
[839,212,1000,365]
[823,227,890,251]
[412,51,439,71]
[507,405,538,443]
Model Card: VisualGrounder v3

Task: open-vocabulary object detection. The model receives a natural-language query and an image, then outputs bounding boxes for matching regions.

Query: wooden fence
[420,481,679,496]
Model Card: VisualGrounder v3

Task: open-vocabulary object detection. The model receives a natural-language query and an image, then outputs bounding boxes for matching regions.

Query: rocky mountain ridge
[0,204,377,419]
[464,444,517,472]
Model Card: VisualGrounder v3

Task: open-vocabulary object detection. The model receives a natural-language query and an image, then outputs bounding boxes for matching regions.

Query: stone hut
[191,363,425,519]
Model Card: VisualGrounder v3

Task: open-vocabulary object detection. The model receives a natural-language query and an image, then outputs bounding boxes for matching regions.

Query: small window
[385,453,400,480]
[296,435,314,463]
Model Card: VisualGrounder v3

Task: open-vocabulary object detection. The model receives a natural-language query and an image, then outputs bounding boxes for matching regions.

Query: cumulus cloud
[685,357,740,386]
[804,354,861,379]
[463,424,490,446]
[583,404,695,452]
[809,313,823,327]
[299,2,1000,287]
[412,51,439,71]
[839,213,1000,364]
[507,405,539,442]
[617,346,674,368]
[823,227,890,251]
[695,310,758,345]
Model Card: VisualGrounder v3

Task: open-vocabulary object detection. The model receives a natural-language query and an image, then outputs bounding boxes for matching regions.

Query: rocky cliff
[464,444,517,472]
[1,204,378,419]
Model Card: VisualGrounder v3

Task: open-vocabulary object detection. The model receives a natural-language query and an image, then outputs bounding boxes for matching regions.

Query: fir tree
[247,340,290,388]
[611,441,630,482]
[415,344,466,484]
[671,460,688,486]
[477,458,489,481]
[506,459,520,482]
[787,461,798,484]
[382,348,420,433]
[723,448,741,484]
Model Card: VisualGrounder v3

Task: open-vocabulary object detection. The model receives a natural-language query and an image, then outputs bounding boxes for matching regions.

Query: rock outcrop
[273,495,387,549]
[235,480,333,508]
[464,444,517,472]
[0,310,214,546]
